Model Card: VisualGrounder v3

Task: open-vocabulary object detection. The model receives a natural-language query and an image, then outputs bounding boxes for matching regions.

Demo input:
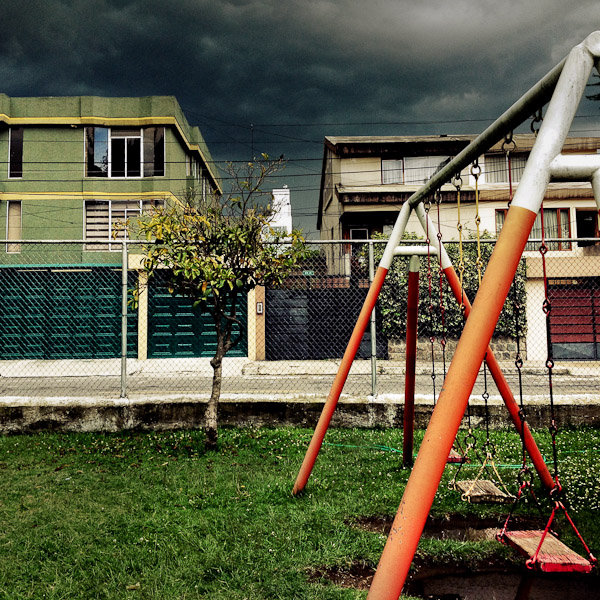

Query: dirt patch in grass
[348,513,544,541]
[309,513,545,593]
[308,561,374,591]
[307,556,516,595]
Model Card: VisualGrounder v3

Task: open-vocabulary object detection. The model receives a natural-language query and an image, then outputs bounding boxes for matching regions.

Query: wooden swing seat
[455,479,514,503]
[501,530,594,573]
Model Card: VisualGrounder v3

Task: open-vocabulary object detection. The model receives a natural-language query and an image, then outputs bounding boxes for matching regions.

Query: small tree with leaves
[136,155,306,449]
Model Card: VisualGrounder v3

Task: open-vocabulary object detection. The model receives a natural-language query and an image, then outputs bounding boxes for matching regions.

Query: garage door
[0,267,138,359]
[548,279,600,360]
[148,275,247,358]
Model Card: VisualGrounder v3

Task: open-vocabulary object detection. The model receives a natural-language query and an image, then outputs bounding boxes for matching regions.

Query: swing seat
[501,530,594,573]
[447,448,465,464]
[455,479,514,504]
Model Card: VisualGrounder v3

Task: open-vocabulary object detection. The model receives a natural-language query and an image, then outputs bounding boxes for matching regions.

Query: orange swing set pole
[369,33,599,596]
[367,206,538,600]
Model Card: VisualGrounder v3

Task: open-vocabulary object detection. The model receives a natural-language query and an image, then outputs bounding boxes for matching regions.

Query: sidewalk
[0,356,584,378]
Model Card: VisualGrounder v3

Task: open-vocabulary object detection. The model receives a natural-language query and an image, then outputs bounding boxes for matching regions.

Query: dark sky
[2,1,600,236]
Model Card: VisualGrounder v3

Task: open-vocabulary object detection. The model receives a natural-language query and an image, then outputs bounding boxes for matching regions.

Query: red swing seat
[501,529,594,573]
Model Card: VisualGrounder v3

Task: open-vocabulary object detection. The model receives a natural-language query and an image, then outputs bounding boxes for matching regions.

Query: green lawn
[0,426,598,599]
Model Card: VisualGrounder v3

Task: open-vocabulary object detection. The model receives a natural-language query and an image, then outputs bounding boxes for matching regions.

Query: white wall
[271,186,292,234]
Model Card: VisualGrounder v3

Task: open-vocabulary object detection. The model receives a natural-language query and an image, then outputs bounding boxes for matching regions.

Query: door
[148,274,247,358]
[0,267,137,359]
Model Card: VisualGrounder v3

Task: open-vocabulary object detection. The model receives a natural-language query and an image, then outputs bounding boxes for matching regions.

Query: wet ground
[309,515,600,599]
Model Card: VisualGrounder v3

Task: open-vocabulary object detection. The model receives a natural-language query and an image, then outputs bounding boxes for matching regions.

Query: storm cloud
[2,0,600,233]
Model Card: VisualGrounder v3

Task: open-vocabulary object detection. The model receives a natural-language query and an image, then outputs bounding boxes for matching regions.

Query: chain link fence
[0,239,599,401]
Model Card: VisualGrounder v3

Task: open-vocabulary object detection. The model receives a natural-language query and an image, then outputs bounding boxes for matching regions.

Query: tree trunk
[206,354,223,450]
[206,302,234,451]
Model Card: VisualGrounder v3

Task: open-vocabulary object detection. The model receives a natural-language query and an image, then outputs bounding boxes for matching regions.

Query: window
[85,127,164,178]
[382,159,403,184]
[484,152,528,184]
[143,127,165,177]
[496,207,571,251]
[404,156,450,185]
[9,127,23,178]
[575,209,600,247]
[84,199,160,250]
[86,127,108,177]
[349,228,369,240]
[348,227,369,255]
[6,200,22,253]
[382,156,451,185]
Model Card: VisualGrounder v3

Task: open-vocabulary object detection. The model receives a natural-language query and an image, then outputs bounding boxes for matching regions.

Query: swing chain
[539,204,561,483]
[464,429,477,449]
[503,132,516,207]
[424,198,437,406]
[531,109,543,135]
[482,440,495,458]
[435,191,443,245]
[453,174,466,314]
[472,160,483,283]
[435,190,448,372]
[549,477,563,500]
[517,466,533,487]
[424,196,431,214]
[502,131,516,154]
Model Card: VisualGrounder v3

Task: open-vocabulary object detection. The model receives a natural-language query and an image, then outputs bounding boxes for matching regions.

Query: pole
[368,207,538,600]
[368,241,377,397]
[403,256,420,468]
[120,240,128,399]
[292,202,413,495]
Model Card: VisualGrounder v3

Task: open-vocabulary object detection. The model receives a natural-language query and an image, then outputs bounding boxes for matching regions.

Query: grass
[0,426,598,599]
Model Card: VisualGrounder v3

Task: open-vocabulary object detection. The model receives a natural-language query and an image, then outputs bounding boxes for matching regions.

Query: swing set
[292,31,600,599]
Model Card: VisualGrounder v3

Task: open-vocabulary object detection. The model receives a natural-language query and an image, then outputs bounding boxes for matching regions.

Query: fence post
[120,240,128,398]
[368,241,377,397]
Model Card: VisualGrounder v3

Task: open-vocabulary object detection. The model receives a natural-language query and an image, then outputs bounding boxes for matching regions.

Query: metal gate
[549,278,600,360]
[265,285,387,360]
[148,275,247,358]
[0,267,137,359]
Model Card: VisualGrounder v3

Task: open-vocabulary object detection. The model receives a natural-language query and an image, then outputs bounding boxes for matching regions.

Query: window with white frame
[382,159,404,184]
[6,200,21,253]
[404,156,450,184]
[186,155,210,200]
[84,199,161,250]
[85,127,165,178]
[484,152,528,184]
[496,207,571,251]
[382,156,451,185]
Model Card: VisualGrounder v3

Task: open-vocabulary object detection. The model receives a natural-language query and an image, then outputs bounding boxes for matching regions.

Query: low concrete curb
[1,393,600,435]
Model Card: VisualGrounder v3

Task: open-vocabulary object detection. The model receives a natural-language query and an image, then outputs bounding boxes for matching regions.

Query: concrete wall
[1,394,598,434]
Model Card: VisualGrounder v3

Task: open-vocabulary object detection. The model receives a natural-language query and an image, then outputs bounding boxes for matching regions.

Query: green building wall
[0,94,219,265]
